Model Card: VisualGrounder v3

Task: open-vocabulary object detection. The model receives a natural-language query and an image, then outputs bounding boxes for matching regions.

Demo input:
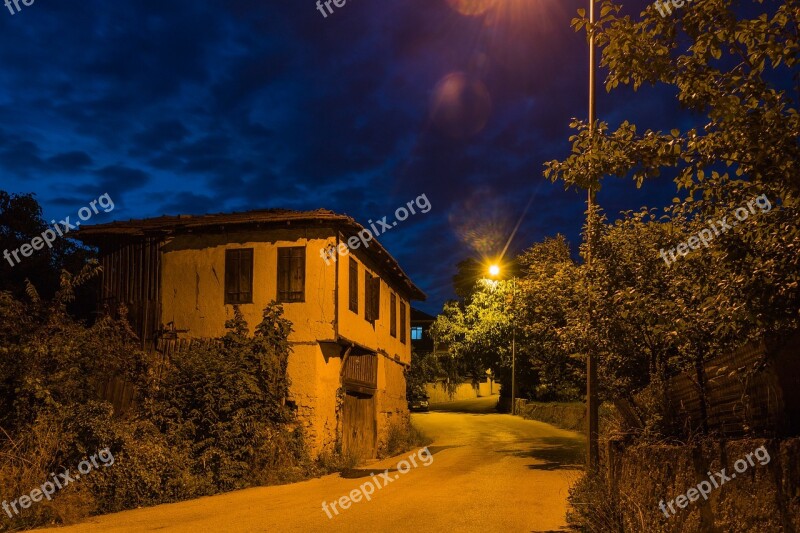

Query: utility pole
[586,0,600,471]
[511,277,517,416]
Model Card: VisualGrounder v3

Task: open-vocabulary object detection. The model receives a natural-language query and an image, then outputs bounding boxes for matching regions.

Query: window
[365,273,380,322]
[225,248,253,304]
[390,293,397,337]
[349,258,358,313]
[400,301,407,344]
[277,247,305,302]
[411,326,423,341]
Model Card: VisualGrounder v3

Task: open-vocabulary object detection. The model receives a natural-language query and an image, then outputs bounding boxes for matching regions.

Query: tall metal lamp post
[488,264,517,415]
[586,0,600,472]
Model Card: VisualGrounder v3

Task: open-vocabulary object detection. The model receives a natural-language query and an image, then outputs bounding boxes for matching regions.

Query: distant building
[410,307,494,402]
[77,208,426,460]
[410,307,438,353]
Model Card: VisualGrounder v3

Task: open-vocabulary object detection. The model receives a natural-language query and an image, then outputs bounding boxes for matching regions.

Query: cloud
[47,151,94,171]
[91,165,151,197]
[0,0,693,312]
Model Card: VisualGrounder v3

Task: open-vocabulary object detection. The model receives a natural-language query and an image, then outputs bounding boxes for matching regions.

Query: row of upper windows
[225,247,306,304]
[348,257,408,344]
[224,247,408,344]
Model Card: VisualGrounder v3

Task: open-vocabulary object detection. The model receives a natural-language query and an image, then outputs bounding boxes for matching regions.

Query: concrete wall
[426,380,494,404]
[605,438,800,532]
[515,400,617,433]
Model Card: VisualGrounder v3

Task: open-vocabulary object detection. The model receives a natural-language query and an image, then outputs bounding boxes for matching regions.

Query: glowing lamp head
[488,264,501,278]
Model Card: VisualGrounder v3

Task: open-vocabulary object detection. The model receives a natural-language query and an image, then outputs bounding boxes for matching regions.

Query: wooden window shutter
[400,301,407,344]
[225,248,253,304]
[390,293,397,337]
[349,258,358,313]
[365,273,380,322]
[371,276,380,321]
[278,247,305,302]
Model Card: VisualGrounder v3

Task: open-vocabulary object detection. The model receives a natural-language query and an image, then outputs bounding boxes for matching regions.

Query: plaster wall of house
[159,228,336,340]
[375,354,411,451]
[333,238,413,451]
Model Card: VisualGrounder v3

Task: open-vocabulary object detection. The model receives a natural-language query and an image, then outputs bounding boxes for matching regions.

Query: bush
[0,269,311,530]
[378,422,431,459]
[145,304,301,492]
[567,472,624,533]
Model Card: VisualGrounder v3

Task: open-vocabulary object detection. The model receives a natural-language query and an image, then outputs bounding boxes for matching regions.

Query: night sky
[0,0,695,313]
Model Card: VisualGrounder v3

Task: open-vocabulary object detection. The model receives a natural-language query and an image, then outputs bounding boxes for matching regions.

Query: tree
[0,191,95,313]
[406,349,442,400]
[543,0,800,433]
[432,242,586,403]
[452,257,486,300]
[516,236,585,401]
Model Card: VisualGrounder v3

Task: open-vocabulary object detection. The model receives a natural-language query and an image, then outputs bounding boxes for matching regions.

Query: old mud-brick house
[76,209,426,460]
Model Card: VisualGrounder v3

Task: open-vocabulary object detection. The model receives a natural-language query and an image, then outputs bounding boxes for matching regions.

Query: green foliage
[433,237,585,402]
[0,260,146,435]
[0,191,94,310]
[548,0,800,202]
[431,279,512,391]
[146,303,298,492]
[538,0,800,439]
[516,236,586,401]
[379,423,431,459]
[0,259,307,530]
[406,348,442,400]
[451,257,487,299]
[567,471,624,533]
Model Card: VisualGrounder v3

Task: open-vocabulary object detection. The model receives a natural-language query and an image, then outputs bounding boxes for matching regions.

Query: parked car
[408,395,429,412]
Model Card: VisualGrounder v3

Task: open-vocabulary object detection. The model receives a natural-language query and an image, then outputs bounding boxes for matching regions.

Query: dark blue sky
[0,0,691,313]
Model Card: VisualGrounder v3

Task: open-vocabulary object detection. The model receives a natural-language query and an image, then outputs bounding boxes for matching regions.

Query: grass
[379,422,432,459]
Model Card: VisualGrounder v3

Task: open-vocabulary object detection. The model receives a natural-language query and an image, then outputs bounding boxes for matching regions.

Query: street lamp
[488,264,517,415]
[586,0,600,473]
[447,0,600,469]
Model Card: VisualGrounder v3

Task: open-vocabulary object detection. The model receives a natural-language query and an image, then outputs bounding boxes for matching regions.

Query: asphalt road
[37,396,584,533]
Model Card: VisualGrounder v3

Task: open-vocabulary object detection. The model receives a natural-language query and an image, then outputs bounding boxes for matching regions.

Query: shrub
[567,472,624,533]
[144,304,301,492]
[0,267,310,530]
[378,422,431,459]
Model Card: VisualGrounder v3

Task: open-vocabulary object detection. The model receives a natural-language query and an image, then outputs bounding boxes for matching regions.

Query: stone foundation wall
[286,343,341,457]
[516,400,586,431]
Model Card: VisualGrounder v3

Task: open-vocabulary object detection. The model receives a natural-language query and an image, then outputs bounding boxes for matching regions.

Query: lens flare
[430,72,492,139]
[445,0,499,16]
[449,187,513,260]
